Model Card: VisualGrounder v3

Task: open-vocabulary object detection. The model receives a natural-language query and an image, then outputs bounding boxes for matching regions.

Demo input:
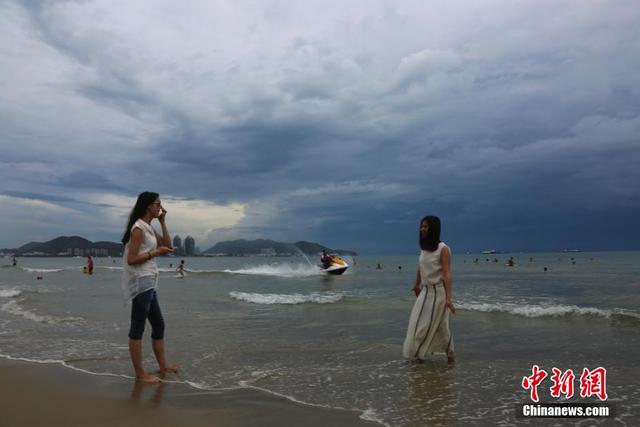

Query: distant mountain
[5,236,123,257]
[204,239,357,256]
[13,241,45,253]
[2,236,356,258]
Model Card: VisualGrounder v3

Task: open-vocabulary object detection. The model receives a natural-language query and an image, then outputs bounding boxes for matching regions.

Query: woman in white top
[403,215,456,363]
[121,192,177,384]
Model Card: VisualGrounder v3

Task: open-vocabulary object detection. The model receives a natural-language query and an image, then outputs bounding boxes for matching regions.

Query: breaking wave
[0,289,22,298]
[458,302,640,320]
[21,268,64,273]
[230,292,343,305]
[360,408,391,427]
[0,300,84,324]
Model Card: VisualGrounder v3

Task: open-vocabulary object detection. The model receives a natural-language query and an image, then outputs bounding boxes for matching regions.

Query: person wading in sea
[402,215,455,363]
[121,192,179,384]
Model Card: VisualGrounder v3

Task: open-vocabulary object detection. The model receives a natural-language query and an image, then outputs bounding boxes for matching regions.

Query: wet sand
[0,359,375,427]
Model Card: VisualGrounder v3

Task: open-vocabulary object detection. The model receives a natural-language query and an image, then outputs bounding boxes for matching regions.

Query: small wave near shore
[21,267,65,273]
[230,292,343,305]
[458,301,640,320]
[0,289,22,298]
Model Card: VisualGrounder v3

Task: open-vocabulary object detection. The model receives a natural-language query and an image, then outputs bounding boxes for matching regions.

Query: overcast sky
[1,0,639,254]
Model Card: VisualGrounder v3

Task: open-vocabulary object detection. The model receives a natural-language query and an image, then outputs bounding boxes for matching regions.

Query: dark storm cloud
[1,0,639,251]
[1,191,76,204]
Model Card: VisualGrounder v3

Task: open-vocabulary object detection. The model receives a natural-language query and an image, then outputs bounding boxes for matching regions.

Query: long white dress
[403,242,454,360]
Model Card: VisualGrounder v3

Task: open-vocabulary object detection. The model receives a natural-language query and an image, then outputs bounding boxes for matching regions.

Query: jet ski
[319,255,349,275]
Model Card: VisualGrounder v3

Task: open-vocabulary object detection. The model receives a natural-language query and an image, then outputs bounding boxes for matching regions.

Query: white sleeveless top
[418,242,449,286]
[121,219,158,302]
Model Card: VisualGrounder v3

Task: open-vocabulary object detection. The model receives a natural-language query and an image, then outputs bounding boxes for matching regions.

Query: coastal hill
[2,236,123,257]
[1,236,357,257]
[204,239,358,256]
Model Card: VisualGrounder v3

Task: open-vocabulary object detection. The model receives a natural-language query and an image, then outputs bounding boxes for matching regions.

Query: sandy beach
[0,358,375,427]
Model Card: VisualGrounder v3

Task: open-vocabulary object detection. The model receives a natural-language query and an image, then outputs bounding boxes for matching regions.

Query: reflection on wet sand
[130,380,167,407]
[406,360,460,426]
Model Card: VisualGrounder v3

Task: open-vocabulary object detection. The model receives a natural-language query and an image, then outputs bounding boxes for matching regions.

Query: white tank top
[121,219,159,302]
[418,242,449,286]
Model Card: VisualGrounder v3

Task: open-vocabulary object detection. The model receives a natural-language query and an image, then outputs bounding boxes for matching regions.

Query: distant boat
[562,249,581,253]
[481,250,497,254]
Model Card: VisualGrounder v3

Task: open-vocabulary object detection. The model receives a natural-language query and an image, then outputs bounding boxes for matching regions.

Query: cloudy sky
[1,0,639,254]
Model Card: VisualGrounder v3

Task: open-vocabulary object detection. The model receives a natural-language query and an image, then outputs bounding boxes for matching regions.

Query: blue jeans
[128,289,165,340]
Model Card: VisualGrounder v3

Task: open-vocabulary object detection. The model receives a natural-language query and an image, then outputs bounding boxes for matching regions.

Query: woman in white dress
[403,215,455,362]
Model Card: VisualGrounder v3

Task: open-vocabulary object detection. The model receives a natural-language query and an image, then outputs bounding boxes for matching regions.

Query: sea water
[1,252,638,426]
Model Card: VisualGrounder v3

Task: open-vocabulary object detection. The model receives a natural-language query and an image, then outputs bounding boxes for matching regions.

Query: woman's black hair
[121,192,159,245]
[419,215,441,251]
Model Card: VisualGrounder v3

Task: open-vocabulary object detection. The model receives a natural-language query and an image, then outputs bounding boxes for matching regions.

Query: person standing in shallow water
[403,215,455,363]
[86,256,94,275]
[121,192,178,384]
[176,259,185,278]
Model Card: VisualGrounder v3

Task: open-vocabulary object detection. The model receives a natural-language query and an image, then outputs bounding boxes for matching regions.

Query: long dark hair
[419,215,441,251]
[121,192,159,245]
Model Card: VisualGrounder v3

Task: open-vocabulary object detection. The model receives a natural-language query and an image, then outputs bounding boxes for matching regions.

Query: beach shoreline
[0,357,377,427]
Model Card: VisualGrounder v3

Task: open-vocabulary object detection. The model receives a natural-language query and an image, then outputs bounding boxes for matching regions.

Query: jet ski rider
[320,249,333,269]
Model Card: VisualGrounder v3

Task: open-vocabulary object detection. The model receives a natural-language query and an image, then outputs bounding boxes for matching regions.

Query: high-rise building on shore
[184,236,195,256]
[173,235,183,255]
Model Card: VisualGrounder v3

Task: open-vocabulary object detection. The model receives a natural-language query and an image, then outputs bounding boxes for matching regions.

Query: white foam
[183,268,220,274]
[1,300,84,324]
[22,268,63,273]
[239,382,348,411]
[360,408,391,427]
[225,264,322,278]
[0,353,233,391]
[458,302,640,319]
[0,353,132,379]
[230,292,343,305]
[0,289,22,298]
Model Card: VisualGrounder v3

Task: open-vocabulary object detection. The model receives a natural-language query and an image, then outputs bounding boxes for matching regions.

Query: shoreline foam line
[0,354,132,379]
[0,353,241,392]
[238,382,387,426]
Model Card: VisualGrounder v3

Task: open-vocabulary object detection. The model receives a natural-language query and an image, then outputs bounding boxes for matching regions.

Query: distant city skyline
[172,235,183,255]
[171,234,196,255]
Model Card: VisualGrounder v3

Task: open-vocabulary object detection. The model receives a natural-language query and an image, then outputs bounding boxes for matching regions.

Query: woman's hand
[412,286,421,297]
[158,208,167,223]
[446,299,456,314]
[155,246,174,256]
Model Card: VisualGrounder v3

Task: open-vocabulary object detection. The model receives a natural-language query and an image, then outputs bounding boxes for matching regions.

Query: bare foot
[160,363,179,375]
[136,373,161,384]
